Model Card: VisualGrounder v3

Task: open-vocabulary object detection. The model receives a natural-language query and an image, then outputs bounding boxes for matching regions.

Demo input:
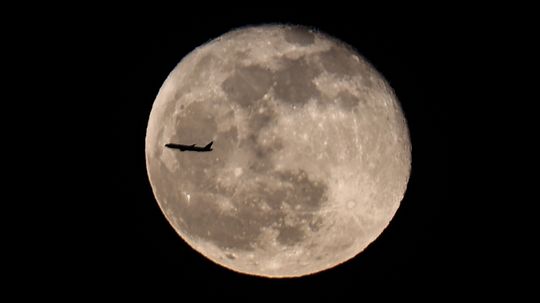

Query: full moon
[145,25,411,277]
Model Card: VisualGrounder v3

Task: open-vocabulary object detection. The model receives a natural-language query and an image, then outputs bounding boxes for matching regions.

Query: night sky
[30,9,455,296]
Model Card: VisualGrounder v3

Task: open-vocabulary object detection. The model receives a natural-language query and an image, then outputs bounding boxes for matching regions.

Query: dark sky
[34,9,454,296]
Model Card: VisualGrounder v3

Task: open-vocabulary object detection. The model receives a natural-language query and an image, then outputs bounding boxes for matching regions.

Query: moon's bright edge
[145,25,411,278]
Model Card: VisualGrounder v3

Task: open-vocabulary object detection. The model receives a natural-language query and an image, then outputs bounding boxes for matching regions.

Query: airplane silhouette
[165,141,213,152]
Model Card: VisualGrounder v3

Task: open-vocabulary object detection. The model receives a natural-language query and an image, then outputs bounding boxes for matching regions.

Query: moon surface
[145,25,411,277]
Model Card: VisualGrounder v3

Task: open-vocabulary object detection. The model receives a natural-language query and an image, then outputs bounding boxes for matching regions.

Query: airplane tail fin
[204,141,213,150]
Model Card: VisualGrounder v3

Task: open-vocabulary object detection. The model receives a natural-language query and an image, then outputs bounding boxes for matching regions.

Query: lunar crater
[318,46,364,77]
[272,57,321,106]
[222,64,274,108]
[283,27,315,46]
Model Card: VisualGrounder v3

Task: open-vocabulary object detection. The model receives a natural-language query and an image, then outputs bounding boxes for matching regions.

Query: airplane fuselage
[165,141,213,152]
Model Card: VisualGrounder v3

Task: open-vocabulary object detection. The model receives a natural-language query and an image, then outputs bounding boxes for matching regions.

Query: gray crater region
[146,25,411,277]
